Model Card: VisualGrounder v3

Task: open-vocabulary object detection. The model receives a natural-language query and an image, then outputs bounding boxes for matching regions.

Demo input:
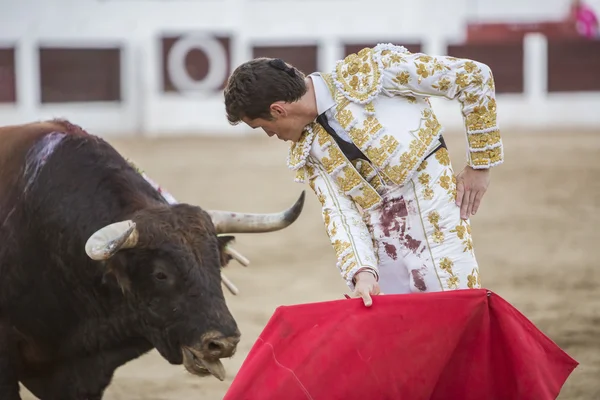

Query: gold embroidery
[380,135,399,153]
[432,230,445,244]
[447,276,459,289]
[415,62,430,82]
[336,109,354,129]
[418,173,431,186]
[465,98,497,132]
[315,124,331,148]
[489,146,503,164]
[340,251,354,266]
[423,187,434,200]
[439,257,453,273]
[308,177,316,191]
[295,168,306,182]
[464,92,478,104]
[322,146,346,174]
[379,48,407,68]
[323,209,331,226]
[439,257,459,289]
[427,211,440,226]
[343,262,358,275]
[330,222,338,236]
[450,220,474,254]
[435,147,450,166]
[354,160,373,179]
[321,73,336,95]
[438,170,456,202]
[428,211,444,244]
[439,175,451,190]
[388,53,404,65]
[381,109,442,185]
[332,240,351,259]
[287,127,315,171]
[432,59,450,73]
[305,163,316,178]
[315,187,327,206]
[354,189,380,210]
[455,72,470,88]
[334,48,381,103]
[370,176,384,192]
[467,268,481,289]
[355,161,385,193]
[468,130,501,150]
[365,146,388,166]
[336,166,362,193]
[470,146,503,167]
[416,160,428,172]
[394,71,411,86]
[432,77,451,92]
[322,73,353,116]
[349,115,384,148]
[325,154,381,210]
[471,73,484,88]
[464,61,478,73]
[308,106,383,211]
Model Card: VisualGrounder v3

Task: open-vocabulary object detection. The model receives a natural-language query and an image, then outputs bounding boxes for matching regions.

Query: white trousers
[364,148,481,295]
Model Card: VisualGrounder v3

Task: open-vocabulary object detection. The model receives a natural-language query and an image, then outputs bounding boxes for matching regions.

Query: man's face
[243,104,305,143]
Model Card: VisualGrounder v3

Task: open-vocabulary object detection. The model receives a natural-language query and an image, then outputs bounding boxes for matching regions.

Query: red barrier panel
[224,289,578,400]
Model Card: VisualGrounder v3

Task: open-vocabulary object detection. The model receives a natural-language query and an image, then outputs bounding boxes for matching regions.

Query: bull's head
[82,191,305,381]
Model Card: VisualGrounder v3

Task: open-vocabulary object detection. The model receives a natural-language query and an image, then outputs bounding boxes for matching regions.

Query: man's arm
[306,160,379,294]
[376,44,503,169]
[376,44,503,217]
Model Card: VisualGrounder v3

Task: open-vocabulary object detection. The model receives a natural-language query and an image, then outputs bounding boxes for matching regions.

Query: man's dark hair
[224,57,307,125]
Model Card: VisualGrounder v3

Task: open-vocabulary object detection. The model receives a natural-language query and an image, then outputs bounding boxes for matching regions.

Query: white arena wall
[0,0,599,138]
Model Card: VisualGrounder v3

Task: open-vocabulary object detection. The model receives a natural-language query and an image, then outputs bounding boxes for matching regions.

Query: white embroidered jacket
[287,43,503,289]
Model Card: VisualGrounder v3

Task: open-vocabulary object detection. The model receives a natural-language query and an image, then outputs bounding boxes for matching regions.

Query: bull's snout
[182,329,241,381]
[201,330,241,359]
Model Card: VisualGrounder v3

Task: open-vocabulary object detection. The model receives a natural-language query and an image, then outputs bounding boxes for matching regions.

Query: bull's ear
[102,256,131,294]
[217,235,236,268]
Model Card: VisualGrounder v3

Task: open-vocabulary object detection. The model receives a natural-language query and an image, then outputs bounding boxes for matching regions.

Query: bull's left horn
[207,191,305,234]
[85,220,139,260]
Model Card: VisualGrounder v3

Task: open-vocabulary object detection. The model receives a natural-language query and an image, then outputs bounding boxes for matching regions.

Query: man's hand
[455,166,491,220]
[352,270,381,307]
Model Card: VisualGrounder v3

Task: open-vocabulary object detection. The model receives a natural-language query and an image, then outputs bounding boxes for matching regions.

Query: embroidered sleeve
[376,44,504,169]
[307,159,379,291]
[126,158,178,204]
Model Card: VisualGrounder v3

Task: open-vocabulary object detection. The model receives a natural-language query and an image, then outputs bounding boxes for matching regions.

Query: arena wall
[0,0,599,137]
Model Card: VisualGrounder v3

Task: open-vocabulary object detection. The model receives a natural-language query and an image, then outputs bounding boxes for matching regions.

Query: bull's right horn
[207,191,305,234]
[85,220,139,260]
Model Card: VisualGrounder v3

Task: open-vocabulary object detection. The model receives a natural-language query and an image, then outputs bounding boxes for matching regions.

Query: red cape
[224,289,577,400]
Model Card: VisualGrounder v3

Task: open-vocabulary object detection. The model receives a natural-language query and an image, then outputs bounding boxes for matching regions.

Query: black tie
[316,113,368,162]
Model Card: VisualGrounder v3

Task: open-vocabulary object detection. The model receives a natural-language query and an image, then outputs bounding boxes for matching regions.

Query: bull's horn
[85,220,139,260]
[221,273,239,295]
[208,191,305,234]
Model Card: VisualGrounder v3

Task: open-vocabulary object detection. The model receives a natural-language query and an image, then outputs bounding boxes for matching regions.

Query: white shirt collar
[308,72,335,116]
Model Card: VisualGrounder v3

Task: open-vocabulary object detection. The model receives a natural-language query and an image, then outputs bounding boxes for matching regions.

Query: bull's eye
[154,271,168,281]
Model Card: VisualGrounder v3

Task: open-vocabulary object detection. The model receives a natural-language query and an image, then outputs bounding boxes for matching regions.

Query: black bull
[0,120,305,400]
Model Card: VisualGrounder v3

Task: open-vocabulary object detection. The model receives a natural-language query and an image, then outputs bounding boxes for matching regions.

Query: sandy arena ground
[19,128,600,400]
